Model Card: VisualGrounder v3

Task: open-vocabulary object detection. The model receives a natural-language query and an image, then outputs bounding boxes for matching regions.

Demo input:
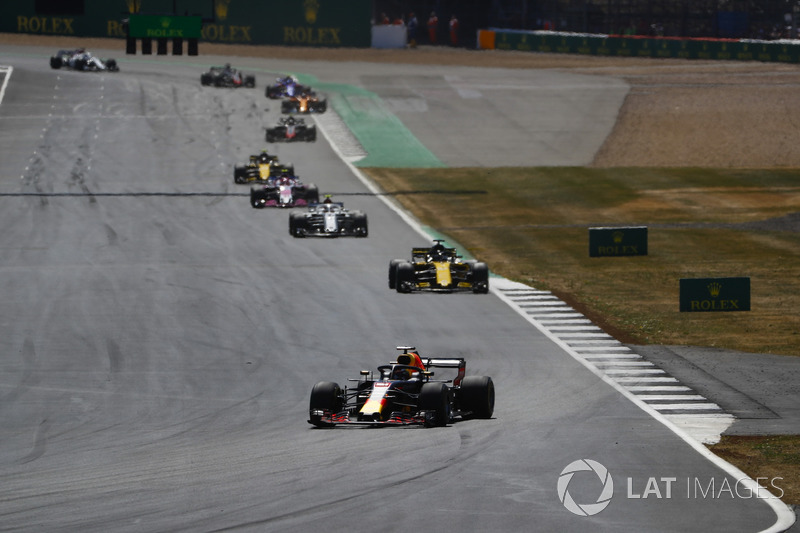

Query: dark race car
[388,240,490,294]
[280,90,327,114]
[289,200,368,238]
[201,64,255,88]
[49,49,119,72]
[265,75,309,99]
[233,151,296,184]
[250,175,319,208]
[265,116,316,143]
[308,346,495,428]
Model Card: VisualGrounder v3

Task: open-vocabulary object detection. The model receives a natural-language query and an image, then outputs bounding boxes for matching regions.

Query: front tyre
[388,259,404,289]
[395,262,415,293]
[471,262,490,294]
[419,383,450,427]
[309,381,343,428]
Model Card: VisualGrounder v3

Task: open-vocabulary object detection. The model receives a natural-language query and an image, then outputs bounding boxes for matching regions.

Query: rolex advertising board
[679,277,751,312]
[1,1,371,47]
[589,226,648,257]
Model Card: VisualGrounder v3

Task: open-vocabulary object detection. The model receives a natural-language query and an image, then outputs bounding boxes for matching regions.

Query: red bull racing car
[388,240,490,294]
[308,346,494,428]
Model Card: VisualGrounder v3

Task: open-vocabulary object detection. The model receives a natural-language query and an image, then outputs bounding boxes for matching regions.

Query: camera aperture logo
[557,459,614,516]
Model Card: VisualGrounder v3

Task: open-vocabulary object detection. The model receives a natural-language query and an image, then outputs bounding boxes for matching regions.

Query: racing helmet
[430,243,447,261]
[391,366,412,380]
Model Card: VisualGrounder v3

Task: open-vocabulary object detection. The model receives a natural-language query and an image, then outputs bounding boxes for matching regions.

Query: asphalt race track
[0,45,792,532]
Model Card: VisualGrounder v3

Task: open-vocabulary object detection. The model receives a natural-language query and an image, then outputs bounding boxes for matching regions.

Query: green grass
[365,167,800,356]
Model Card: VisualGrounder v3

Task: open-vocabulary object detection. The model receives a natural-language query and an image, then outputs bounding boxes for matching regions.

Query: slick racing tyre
[309,381,342,428]
[266,129,278,143]
[289,213,305,237]
[233,166,247,184]
[388,259,404,289]
[250,189,265,209]
[244,75,256,88]
[307,126,317,142]
[305,184,319,204]
[459,376,495,418]
[395,262,415,293]
[420,382,450,427]
[471,262,490,294]
[50,56,62,69]
[354,214,368,237]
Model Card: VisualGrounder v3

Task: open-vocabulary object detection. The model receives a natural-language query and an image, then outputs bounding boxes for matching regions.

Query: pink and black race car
[249,175,319,208]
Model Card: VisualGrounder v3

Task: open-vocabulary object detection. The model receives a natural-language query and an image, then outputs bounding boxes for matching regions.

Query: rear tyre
[309,381,342,428]
[419,383,450,427]
[266,130,277,143]
[305,184,319,204]
[459,376,495,418]
[245,75,255,88]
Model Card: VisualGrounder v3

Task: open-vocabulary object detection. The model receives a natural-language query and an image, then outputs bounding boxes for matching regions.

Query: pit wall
[477,29,800,63]
[1,0,371,48]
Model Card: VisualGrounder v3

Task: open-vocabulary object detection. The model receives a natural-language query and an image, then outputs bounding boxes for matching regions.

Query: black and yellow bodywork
[388,241,490,294]
[233,153,295,184]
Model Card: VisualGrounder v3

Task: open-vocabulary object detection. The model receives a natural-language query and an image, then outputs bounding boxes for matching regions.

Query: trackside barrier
[477,29,800,63]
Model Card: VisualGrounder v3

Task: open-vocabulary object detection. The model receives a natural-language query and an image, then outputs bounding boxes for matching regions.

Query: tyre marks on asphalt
[494,280,735,444]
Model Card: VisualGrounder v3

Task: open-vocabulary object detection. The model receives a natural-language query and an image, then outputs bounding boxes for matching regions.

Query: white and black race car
[266,116,316,143]
[308,346,494,428]
[49,49,119,72]
[289,201,367,238]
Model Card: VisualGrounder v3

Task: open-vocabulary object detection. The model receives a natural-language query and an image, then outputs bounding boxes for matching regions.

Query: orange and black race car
[308,346,494,428]
[280,89,327,114]
[388,240,490,294]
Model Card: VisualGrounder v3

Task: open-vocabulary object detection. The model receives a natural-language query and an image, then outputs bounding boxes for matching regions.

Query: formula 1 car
[49,49,119,72]
[250,175,319,208]
[200,64,255,88]
[232,151,296,184]
[265,76,309,99]
[388,240,489,294]
[308,346,494,428]
[265,116,317,143]
[289,200,368,238]
[280,90,327,114]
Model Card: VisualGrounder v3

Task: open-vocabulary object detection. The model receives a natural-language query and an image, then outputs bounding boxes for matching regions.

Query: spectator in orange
[449,15,459,46]
[427,11,438,44]
[379,12,389,25]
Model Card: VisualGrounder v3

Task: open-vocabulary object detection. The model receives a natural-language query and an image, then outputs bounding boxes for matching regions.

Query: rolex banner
[1,0,371,47]
[589,226,648,257]
[679,277,751,312]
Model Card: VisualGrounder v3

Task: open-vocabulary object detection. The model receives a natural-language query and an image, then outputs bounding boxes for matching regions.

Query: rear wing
[423,358,466,387]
